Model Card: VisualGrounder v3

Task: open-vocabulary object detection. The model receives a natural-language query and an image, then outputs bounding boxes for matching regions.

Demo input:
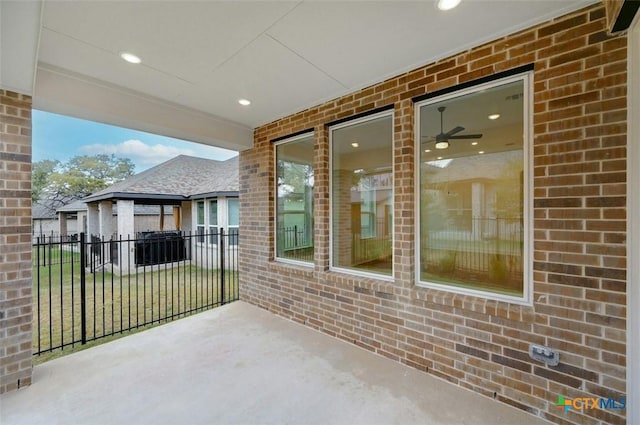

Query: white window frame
[208,199,218,245]
[273,132,315,266]
[195,200,206,244]
[329,110,395,281]
[194,198,225,246]
[414,72,533,305]
[226,197,239,246]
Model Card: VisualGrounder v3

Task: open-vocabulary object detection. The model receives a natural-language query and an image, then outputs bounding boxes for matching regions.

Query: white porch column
[98,201,114,239]
[98,201,113,263]
[116,200,135,239]
[87,203,99,238]
[181,201,192,233]
[58,212,68,239]
[116,200,136,270]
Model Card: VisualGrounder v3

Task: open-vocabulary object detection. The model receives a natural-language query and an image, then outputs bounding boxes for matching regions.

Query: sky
[32,110,238,172]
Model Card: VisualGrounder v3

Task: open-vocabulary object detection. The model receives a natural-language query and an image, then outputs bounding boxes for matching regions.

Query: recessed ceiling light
[479,151,485,154]
[437,156,443,160]
[351,142,359,148]
[471,141,478,146]
[424,149,431,153]
[238,99,251,106]
[120,52,141,64]
[488,113,501,120]
[437,0,461,11]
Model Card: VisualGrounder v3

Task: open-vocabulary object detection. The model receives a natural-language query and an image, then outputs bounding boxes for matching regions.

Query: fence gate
[32,229,239,356]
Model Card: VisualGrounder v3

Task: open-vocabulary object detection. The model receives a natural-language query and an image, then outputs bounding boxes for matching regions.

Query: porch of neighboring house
[70,155,239,273]
[1,301,547,425]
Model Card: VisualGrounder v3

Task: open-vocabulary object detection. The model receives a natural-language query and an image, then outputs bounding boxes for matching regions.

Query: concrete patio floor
[1,301,549,425]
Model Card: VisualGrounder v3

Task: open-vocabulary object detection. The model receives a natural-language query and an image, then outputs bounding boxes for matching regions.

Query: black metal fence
[33,229,239,356]
[276,225,313,262]
[421,217,523,276]
[33,234,79,267]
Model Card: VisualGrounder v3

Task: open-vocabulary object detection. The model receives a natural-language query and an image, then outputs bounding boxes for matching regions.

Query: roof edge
[189,191,239,200]
[83,192,188,204]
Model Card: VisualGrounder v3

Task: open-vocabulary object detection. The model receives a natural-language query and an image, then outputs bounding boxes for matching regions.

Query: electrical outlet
[529,344,559,366]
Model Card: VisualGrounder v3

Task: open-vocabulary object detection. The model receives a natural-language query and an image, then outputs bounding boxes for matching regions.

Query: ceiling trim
[34,64,253,151]
[611,0,640,33]
[0,1,42,95]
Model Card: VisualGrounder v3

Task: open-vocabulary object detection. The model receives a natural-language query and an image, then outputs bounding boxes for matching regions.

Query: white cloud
[79,139,197,168]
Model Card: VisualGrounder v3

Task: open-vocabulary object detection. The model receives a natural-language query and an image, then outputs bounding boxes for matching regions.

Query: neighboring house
[80,154,238,240]
[32,199,60,237]
[33,198,80,239]
[78,154,238,270]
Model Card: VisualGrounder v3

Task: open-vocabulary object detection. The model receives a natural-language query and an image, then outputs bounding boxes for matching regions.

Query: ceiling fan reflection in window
[422,106,483,149]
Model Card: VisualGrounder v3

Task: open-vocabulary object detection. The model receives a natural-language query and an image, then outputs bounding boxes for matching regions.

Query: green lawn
[33,251,238,364]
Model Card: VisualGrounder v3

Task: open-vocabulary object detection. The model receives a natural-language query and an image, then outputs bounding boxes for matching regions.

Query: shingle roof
[83,155,238,202]
[423,150,522,184]
[33,201,58,219]
[56,199,87,213]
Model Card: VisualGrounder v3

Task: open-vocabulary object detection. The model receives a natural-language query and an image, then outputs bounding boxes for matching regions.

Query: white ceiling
[1,0,595,152]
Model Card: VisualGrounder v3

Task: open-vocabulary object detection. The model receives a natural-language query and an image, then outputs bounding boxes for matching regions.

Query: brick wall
[0,90,33,393]
[240,5,627,424]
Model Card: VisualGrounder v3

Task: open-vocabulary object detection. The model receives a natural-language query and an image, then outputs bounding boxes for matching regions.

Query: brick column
[314,126,329,272]
[332,168,353,267]
[0,90,33,393]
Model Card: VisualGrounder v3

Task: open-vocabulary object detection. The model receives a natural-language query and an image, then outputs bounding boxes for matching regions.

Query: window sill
[324,270,398,299]
[269,260,315,278]
[410,284,535,322]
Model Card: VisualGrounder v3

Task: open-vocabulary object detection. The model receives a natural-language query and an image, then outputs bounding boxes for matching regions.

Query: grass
[33,250,238,364]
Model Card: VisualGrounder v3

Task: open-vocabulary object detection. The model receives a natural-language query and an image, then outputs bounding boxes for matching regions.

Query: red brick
[240,5,628,425]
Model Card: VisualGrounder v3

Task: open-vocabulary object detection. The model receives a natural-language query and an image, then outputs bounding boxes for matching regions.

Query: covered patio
[1,302,545,425]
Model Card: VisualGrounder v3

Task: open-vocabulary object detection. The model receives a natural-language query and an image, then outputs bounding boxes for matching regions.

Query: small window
[209,200,218,245]
[227,198,239,246]
[416,75,530,301]
[330,112,393,277]
[275,133,314,264]
[196,200,205,243]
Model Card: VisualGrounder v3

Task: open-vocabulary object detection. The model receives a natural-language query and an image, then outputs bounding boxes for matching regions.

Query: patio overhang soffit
[1,0,596,152]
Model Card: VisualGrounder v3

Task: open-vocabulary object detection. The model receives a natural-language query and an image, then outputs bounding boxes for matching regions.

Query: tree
[32,159,59,202]
[33,154,135,214]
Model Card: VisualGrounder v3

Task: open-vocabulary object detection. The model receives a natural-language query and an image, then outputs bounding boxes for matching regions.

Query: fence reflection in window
[417,77,527,298]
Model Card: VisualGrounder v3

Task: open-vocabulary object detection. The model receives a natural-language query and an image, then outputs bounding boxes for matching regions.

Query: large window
[331,112,393,277]
[416,75,530,300]
[275,133,314,263]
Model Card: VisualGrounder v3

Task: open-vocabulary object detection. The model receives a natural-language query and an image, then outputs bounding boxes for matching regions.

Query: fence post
[220,227,225,305]
[80,232,87,345]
